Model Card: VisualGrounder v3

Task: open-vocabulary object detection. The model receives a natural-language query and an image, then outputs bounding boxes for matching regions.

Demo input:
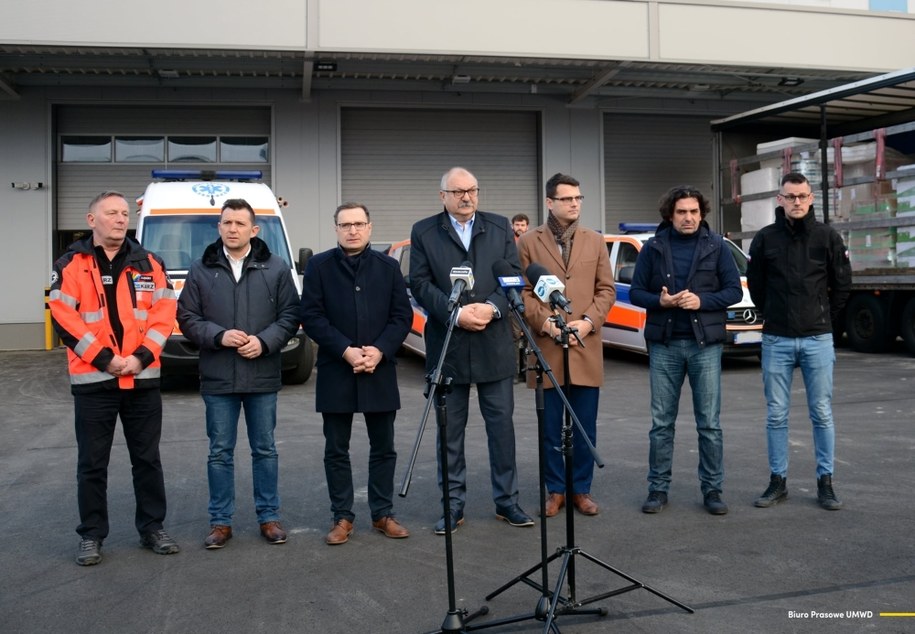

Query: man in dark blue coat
[177,199,300,550]
[301,203,413,545]
[410,167,533,535]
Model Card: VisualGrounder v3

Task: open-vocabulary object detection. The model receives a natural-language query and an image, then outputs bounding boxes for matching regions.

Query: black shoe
[433,510,465,535]
[76,537,102,566]
[495,504,534,527]
[754,474,788,508]
[641,491,668,514]
[817,474,843,511]
[140,529,181,555]
[703,491,729,515]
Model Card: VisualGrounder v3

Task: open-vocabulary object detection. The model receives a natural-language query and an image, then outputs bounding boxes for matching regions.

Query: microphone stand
[478,304,693,632]
[399,302,488,634]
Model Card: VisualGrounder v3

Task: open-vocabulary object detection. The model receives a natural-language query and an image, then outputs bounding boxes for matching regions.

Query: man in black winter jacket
[177,199,300,548]
[747,172,852,511]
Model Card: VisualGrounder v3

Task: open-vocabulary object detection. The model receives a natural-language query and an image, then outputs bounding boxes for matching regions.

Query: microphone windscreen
[491,259,516,279]
[525,262,549,286]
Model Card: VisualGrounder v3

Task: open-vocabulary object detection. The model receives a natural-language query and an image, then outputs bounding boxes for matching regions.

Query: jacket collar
[202,236,272,267]
[775,206,816,234]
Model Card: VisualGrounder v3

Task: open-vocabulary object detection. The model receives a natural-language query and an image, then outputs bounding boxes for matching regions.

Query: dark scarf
[546,213,579,267]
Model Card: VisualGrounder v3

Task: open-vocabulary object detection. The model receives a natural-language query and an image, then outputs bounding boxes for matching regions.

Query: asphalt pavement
[1,343,914,634]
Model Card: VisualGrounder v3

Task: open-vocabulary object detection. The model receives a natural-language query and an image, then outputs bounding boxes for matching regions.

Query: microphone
[526,263,573,314]
[492,259,524,313]
[447,261,475,311]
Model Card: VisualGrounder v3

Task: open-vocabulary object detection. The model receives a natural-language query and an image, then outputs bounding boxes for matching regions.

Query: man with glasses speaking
[410,167,534,535]
[747,172,851,511]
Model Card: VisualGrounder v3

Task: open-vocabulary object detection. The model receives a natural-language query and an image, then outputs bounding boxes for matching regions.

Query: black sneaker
[754,474,788,508]
[703,491,729,515]
[76,537,102,566]
[817,474,843,511]
[495,504,534,527]
[641,491,668,514]
[140,529,181,555]
[433,509,465,535]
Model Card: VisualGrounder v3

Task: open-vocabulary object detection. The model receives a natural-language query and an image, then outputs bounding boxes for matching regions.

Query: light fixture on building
[778,77,804,87]
[157,69,180,79]
[315,61,337,72]
[451,74,471,85]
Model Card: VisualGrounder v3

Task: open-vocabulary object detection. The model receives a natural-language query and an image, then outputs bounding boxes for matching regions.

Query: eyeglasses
[550,196,584,204]
[779,193,811,203]
[442,188,480,198]
[336,221,370,231]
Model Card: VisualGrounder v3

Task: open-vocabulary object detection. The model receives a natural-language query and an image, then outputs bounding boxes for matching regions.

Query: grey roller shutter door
[341,108,540,244]
[603,114,713,233]
[56,106,271,231]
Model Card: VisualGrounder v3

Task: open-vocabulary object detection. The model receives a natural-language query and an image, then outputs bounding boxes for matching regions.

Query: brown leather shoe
[372,516,410,539]
[259,521,287,544]
[572,493,599,516]
[543,492,565,518]
[204,525,232,549]
[325,518,354,545]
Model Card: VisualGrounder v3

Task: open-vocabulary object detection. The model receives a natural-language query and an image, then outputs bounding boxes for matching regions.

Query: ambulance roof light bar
[618,222,657,234]
[151,170,263,182]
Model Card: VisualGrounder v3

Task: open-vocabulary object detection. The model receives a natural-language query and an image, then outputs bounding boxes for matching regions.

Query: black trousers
[73,388,167,539]
[322,411,397,523]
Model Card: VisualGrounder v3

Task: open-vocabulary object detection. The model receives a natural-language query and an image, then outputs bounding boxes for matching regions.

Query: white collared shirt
[224,245,251,282]
[449,213,475,251]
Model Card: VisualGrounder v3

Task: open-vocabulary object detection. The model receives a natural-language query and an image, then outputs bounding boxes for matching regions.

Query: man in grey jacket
[177,198,300,549]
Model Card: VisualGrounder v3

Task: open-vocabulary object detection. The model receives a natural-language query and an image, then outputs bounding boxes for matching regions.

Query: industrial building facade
[2,0,913,349]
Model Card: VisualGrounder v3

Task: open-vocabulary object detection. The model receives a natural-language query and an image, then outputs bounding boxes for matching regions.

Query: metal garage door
[340,108,540,244]
[603,114,713,233]
[55,105,271,232]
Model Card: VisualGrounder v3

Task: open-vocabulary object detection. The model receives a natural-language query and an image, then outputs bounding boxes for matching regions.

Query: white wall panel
[0,0,307,48]
[658,4,915,72]
[317,0,650,58]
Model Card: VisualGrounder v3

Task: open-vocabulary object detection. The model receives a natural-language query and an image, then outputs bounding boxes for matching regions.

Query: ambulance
[135,170,315,383]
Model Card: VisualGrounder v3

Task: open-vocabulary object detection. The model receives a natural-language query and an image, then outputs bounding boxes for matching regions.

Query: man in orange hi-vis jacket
[49,190,180,567]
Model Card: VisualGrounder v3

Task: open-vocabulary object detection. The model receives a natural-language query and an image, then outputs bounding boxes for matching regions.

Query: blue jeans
[543,385,599,495]
[203,392,280,525]
[761,333,836,478]
[647,340,724,495]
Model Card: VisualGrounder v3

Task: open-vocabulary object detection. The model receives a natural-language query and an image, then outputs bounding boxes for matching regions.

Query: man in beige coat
[517,173,615,517]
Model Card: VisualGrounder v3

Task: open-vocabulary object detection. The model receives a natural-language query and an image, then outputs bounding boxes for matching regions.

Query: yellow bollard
[44,287,57,350]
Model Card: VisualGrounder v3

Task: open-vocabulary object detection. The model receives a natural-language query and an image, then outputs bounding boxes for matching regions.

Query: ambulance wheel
[282,336,316,384]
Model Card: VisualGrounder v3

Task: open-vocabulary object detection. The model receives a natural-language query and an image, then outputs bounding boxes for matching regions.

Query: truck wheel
[282,336,316,384]
[845,294,893,353]
[901,297,915,356]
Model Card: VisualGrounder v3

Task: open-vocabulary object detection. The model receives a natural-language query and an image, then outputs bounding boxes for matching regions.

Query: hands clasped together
[659,286,701,311]
[343,345,383,374]
[457,302,496,332]
[221,328,264,359]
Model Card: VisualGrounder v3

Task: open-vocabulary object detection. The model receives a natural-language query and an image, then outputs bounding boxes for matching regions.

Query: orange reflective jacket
[49,236,176,392]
